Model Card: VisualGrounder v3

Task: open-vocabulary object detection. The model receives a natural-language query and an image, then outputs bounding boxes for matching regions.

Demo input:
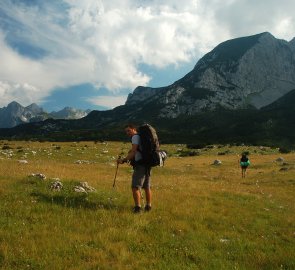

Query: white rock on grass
[220,238,230,243]
[50,180,63,191]
[18,160,28,164]
[29,173,46,180]
[275,157,285,162]
[279,167,289,172]
[108,162,116,167]
[74,182,96,193]
[80,182,96,191]
[74,160,91,164]
[212,160,222,165]
[74,186,87,193]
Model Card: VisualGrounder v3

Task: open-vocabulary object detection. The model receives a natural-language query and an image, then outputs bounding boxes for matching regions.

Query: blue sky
[0,0,294,111]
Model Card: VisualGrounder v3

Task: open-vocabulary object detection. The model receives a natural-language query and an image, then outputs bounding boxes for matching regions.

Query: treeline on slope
[0,105,294,151]
[159,108,294,147]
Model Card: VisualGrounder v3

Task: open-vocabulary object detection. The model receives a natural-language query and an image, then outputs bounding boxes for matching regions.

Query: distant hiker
[117,124,153,213]
[240,153,250,178]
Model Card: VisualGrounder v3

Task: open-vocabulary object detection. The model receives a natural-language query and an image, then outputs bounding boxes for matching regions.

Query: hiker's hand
[117,158,126,164]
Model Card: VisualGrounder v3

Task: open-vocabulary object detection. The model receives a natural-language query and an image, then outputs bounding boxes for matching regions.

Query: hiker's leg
[143,167,152,206]
[241,166,246,178]
[144,188,152,206]
[132,165,146,207]
[132,187,141,206]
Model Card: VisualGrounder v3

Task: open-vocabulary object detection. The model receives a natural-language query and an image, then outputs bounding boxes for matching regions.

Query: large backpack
[138,124,167,167]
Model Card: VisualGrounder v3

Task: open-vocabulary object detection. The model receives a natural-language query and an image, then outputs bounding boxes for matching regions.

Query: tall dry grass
[0,141,294,269]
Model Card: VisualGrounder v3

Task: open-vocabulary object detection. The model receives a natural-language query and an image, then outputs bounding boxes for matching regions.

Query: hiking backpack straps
[138,124,167,167]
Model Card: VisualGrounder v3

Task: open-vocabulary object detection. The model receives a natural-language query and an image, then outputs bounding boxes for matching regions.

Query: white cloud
[0,81,41,107]
[0,0,294,108]
[86,95,127,109]
[213,0,295,40]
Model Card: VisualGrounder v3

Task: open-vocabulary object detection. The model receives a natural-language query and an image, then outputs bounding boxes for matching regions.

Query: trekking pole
[112,155,121,188]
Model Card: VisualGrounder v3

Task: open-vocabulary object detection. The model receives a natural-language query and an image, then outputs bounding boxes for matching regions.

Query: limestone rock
[125,32,295,119]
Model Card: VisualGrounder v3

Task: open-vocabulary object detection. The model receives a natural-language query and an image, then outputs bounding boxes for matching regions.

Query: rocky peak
[290,37,295,52]
[5,101,25,118]
[49,107,89,119]
[125,86,160,105]
[237,33,295,108]
[0,102,91,128]
[125,32,295,119]
[258,31,275,41]
[26,103,43,114]
[7,101,23,110]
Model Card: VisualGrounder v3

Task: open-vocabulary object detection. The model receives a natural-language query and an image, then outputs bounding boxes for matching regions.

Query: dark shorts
[132,164,151,189]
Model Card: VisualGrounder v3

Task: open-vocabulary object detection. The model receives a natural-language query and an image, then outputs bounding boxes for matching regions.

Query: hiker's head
[125,124,137,137]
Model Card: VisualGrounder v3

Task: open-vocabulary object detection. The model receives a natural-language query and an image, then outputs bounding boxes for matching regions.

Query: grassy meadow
[0,140,294,270]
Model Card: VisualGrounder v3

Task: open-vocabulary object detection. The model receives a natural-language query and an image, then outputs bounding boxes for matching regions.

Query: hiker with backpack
[117,124,152,213]
[117,123,166,213]
[240,153,250,178]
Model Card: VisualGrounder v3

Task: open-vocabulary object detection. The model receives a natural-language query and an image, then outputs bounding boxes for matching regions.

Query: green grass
[0,141,294,269]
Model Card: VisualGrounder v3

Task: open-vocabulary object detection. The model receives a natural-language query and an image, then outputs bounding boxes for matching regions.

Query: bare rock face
[0,102,90,128]
[289,37,295,53]
[125,32,295,119]
[49,107,90,119]
[0,102,45,128]
[126,86,159,105]
[238,33,295,108]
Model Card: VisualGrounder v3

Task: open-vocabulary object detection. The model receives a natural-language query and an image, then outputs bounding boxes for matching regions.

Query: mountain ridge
[126,32,295,117]
[0,101,90,128]
[1,32,295,148]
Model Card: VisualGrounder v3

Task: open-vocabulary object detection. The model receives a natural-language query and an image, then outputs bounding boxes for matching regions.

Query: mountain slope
[49,107,90,120]
[0,102,47,128]
[0,102,90,128]
[1,91,294,147]
[0,32,295,147]
[126,32,295,118]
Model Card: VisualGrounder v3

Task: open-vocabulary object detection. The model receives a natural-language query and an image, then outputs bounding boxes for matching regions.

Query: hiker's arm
[125,144,138,161]
[118,144,138,164]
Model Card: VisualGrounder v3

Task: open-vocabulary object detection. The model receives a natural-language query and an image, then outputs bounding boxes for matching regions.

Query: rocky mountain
[49,107,91,120]
[0,102,45,128]
[290,37,295,52]
[0,102,90,128]
[126,32,295,118]
[1,32,295,148]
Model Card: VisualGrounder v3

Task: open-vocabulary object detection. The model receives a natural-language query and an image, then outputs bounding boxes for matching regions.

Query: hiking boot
[133,206,142,213]
[144,205,152,212]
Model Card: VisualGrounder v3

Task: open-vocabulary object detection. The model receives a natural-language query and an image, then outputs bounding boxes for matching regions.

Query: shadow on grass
[31,191,125,211]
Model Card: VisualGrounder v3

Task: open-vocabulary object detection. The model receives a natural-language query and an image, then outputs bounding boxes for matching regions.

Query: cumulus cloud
[213,0,295,40]
[86,95,128,109]
[0,81,41,106]
[0,0,294,107]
